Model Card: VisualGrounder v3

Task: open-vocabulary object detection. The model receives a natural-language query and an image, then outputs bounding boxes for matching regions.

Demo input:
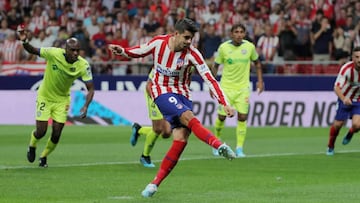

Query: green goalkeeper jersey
[214,39,258,90]
[38,47,93,101]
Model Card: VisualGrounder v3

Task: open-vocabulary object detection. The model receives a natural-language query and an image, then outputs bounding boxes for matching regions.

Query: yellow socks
[214,118,225,138]
[40,138,57,158]
[29,130,38,147]
[143,130,159,156]
[236,121,247,148]
[139,126,152,137]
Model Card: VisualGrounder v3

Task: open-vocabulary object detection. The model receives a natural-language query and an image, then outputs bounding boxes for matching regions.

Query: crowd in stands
[0,0,359,75]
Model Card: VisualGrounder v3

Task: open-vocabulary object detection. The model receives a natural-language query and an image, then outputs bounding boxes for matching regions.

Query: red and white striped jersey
[0,39,22,63]
[123,34,229,106]
[335,61,360,101]
[257,35,279,60]
[30,15,48,32]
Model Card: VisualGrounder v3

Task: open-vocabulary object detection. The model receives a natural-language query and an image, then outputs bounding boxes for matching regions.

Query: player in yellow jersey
[130,69,172,167]
[211,24,264,157]
[18,27,94,167]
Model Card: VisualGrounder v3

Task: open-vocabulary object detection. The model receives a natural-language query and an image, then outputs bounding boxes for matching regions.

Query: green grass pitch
[1,125,360,203]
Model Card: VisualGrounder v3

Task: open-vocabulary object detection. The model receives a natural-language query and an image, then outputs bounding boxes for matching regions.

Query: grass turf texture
[1,125,360,203]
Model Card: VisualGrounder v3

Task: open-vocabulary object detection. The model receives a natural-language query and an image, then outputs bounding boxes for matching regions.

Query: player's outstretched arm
[108,44,124,55]
[17,26,40,56]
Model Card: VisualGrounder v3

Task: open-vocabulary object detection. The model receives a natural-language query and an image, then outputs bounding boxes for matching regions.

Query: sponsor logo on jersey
[156,65,180,76]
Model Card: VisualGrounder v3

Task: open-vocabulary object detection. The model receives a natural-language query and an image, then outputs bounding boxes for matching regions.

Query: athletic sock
[29,130,38,147]
[188,117,222,149]
[40,138,57,157]
[214,118,225,138]
[143,130,159,156]
[328,125,339,148]
[236,121,247,148]
[138,126,152,136]
[151,140,187,186]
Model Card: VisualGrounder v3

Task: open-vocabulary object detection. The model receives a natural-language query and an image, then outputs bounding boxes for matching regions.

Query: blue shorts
[154,93,192,129]
[335,99,360,120]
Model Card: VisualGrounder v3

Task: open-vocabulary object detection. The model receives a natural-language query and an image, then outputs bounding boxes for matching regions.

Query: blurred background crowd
[0,0,359,75]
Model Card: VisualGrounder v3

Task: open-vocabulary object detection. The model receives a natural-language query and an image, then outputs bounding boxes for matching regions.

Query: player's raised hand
[17,24,27,42]
[224,105,235,118]
[108,44,123,55]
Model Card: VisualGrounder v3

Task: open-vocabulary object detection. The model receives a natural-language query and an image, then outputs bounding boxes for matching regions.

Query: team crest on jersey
[176,104,183,109]
[241,49,248,55]
[176,58,184,68]
[70,67,76,72]
[151,109,158,117]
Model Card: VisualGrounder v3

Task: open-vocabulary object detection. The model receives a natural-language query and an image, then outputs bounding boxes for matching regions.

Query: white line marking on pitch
[1,149,360,170]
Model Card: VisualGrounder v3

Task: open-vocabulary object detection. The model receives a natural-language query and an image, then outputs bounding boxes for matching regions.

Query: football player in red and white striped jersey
[327,46,360,155]
[110,18,236,197]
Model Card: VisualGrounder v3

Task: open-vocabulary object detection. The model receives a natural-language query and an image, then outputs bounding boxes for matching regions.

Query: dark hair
[174,18,198,34]
[231,23,246,32]
[353,46,360,53]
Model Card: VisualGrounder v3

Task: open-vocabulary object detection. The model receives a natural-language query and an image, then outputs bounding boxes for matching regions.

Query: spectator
[71,20,91,57]
[6,8,22,30]
[85,15,100,39]
[92,47,112,74]
[143,11,161,37]
[52,26,69,48]
[30,29,56,62]
[90,23,107,54]
[114,11,130,39]
[311,16,333,62]
[200,23,222,68]
[149,0,169,15]
[30,1,48,33]
[335,7,347,28]
[333,26,351,64]
[109,29,130,75]
[201,1,221,25]
[0,18,13,43]
[269,3,282,26]
[130,28,152,74]
[73,0,89,20]
[277,14,297,61]
[46,18,60,39]
[257,24,279,73]
[83,1,100,27]
[293,5,312,60]
[0,31,23,63]
[354,1,360,24]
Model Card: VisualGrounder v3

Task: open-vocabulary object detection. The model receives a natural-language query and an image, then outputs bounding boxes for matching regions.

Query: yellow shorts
[145,90,163,120]
[36,95,70,123]
[217,87,250,116]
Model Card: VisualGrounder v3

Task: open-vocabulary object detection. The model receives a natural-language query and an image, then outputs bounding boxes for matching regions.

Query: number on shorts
[168,96,178,105]
[37,102,45,111]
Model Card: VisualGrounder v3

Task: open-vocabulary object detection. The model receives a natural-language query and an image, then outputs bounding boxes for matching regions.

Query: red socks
[152,140,187,186]
[151,118,222,186]
[328,125,339,148]
[188,117,222,149]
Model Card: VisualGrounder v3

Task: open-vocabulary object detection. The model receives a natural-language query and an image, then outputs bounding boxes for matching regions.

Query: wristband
[22,39,29,44]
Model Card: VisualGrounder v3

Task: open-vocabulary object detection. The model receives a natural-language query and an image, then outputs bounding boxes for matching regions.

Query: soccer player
[18,28,94,167]
[131,67,195,168]
[109,18,236,198]
[130,69,172,168]
[211,24,264,157]
[326,46,360,155]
